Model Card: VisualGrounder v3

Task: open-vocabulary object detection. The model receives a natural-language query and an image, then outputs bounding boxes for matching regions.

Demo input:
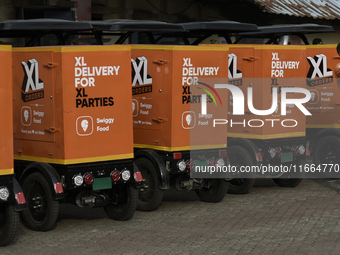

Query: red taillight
[292,146,299,156]
[306,147,311,156]
[111,171,121,182]
[173,153,182,160]
[256,153,263,162]
[84,173,94,185]
[209,158,216,166]
[219,150,227,157]
[276,147,282,157]
[186,160,195,171]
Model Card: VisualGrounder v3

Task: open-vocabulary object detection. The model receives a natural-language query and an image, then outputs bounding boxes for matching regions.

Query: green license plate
[194,160,209,167]
[92,177,112,191]
[281,152,293,163]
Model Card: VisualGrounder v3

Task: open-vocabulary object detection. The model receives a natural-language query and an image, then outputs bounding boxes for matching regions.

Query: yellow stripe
[307,124,340,128]
[134,144,227,151]
[14,153,134,165]
[306,44,337,49]
[131,45,228,51]
[228,132,305,139]
[0,45,11,52]
[13,45,131,53]
[0,169,14,175]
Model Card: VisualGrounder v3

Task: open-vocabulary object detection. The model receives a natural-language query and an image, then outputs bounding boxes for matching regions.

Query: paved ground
[2,178,340,255]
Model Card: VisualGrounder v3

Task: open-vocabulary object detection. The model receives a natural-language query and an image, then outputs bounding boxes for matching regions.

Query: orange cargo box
[131,45,229,152]
[12,45,133,164]
[202,44,307,140]
[0,46,13,175]
[305,44,340,128]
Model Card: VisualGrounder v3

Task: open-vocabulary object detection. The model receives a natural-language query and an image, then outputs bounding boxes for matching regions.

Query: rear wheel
[272,159,304,187]
[104,185,138,221]
[228,178,255,194]
[196,179,229,203]
[228,146,255,194]
[134,158,164,211]
[0,204,19,246]
[272,178,302,187]
[21,172,59,231]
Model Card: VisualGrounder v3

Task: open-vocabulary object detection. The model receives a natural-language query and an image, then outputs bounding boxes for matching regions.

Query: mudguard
[20,162,64,200]
[134,149,170,189]
[227,137,261,164]
[12,178,26,211]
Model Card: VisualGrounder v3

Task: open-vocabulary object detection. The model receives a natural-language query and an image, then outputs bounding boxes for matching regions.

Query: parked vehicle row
[0,18,338,246]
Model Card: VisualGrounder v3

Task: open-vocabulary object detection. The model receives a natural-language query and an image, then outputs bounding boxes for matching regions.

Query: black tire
[104,185,138,221]
[0,203,19,246]
[313,136,340,178]
[228,178,255,194]
[134,158,164,211]
[272,159,304,187]
[228,146,255,194]
[196,179,229,202]
[21,172,59,231]
[272,178,302,187]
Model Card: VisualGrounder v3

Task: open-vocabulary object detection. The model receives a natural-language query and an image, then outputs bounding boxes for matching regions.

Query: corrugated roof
[255,0,340,19]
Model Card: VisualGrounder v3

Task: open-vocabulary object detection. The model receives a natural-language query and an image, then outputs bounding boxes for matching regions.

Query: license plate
[92,177,112,190]
[281,152,293,163]
[194,160,208,167]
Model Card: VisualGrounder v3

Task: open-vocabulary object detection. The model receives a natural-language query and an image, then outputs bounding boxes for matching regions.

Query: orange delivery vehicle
[163,22,316,194]
[0,19,143,231]
[0,44,26,246]
[236,24,338,177]
[90,20,259,211]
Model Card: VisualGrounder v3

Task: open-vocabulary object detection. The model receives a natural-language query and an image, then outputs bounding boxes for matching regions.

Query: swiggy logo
[76,116,93,136]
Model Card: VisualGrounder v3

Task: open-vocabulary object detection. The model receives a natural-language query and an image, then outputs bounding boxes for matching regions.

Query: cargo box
[225,44,307,140]
[131,45,229,152]
[13,45,133,166]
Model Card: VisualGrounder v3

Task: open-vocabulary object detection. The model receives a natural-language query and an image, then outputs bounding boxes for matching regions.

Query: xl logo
[131,57,153,95]
[228,53,243,86]
[21,59,44,102]
[131,57,152,86]
[306,54,333,87]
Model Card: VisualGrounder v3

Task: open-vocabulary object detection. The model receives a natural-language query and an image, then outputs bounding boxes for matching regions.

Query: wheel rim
[138,167,155,203]
[229,153,247,186]
[319,143,340,164]
[201,180,219,195]
[26,182,48,222]
[229,179,245,187]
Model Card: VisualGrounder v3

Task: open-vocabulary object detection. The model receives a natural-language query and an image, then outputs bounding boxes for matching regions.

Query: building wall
[101,0,223,22]
[0,0,16,20]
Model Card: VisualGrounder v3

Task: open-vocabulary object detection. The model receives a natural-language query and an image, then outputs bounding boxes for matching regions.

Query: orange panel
[132,45,229,151]
[227,45,307,139]
[305,44,340,128]
[0,46,13,175]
